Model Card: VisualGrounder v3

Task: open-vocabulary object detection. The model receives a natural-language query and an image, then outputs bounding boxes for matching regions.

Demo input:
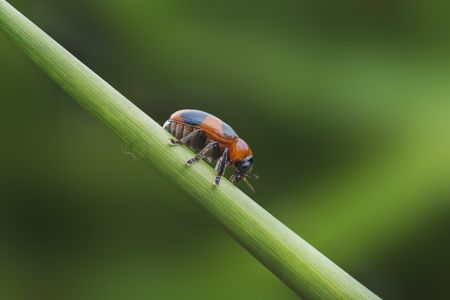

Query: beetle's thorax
[230,138,252,163]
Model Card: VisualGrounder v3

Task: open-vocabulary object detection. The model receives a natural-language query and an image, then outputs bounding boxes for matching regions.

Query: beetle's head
[231,155,258,192]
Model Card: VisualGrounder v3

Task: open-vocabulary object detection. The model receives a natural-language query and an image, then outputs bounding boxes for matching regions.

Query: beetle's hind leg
[186,141,219,165]
[214,148,230,185]
[168,129,204,145]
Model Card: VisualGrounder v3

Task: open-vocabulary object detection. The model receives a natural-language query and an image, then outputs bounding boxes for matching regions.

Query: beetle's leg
[186,142,218,165]
[214,148,230,185]
[208,141,221,163]
[169,129,204,145]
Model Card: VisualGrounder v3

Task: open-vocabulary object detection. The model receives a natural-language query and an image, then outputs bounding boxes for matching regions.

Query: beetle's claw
[168,138,178,145]
[230,175,236,183]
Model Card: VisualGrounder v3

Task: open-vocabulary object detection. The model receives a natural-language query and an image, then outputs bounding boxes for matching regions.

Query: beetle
[163,109,257,192]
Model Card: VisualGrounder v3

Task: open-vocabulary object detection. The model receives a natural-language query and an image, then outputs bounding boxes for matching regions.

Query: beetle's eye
[236,156,253,173]
[240,162,251,171]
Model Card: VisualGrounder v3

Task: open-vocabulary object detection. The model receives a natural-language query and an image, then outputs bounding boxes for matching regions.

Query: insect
[163,109,257,192]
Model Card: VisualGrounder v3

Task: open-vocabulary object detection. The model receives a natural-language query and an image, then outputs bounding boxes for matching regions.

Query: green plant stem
[0,1,380,299]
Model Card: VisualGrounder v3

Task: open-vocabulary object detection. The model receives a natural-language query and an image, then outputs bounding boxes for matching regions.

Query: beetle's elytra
[163,109,257,192]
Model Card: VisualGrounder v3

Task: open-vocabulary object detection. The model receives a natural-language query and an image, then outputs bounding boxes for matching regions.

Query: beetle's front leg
[214,148,230,185]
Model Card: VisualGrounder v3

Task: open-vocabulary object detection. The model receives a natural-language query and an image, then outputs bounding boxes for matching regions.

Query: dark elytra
[180,110,237,138]
[180,110,208,126]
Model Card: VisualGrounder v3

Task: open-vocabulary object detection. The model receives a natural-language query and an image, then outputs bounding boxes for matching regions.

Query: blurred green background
[1,0,450,299]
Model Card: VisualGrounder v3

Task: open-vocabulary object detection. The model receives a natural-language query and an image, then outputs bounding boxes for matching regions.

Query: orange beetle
[163,109,257,191]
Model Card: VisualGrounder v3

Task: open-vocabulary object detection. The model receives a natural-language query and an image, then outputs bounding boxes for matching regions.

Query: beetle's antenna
[248,174,258,180]
[243,177,256,193]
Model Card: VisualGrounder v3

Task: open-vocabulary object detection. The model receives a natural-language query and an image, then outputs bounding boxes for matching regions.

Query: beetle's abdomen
[164,120,190,140]
[164,121,207,153]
